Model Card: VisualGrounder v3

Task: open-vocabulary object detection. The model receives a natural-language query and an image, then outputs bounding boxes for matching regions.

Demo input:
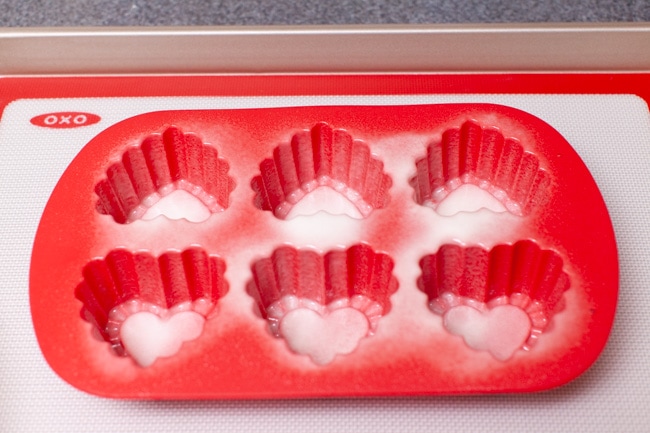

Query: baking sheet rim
[1,23,649,75]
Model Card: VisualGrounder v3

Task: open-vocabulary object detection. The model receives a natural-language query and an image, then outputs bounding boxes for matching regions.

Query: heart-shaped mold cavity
[418,240,570,359]
[409,120,551,216]
[251,122,392,219]
[278,307,371,365]
[247,243,398,364]
[119,310,206,368]
[444,304,532,361]
[75,247,228,366]
[95,126,236,223]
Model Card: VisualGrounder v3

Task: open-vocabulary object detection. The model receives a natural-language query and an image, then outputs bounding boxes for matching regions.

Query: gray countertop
[1,0,649,26]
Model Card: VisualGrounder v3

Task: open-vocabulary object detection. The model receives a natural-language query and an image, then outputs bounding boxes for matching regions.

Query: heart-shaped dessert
[120,310,205,367]
[443,305,532,361]
[278,308,370,365]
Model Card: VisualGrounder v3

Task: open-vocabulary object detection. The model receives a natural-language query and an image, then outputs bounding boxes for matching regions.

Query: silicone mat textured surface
[1,93,649,431]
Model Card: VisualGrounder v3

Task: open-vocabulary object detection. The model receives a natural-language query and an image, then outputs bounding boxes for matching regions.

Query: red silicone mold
[410,120,550,216]
[75,247,228,366]
[251,122,392,219]
[95,126,236,223]
[247,244,398,364]
[418,240,570,360]
[30,103,617,398]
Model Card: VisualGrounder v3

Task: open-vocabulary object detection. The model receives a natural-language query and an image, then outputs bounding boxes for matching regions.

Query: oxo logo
[30,112,101,129]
